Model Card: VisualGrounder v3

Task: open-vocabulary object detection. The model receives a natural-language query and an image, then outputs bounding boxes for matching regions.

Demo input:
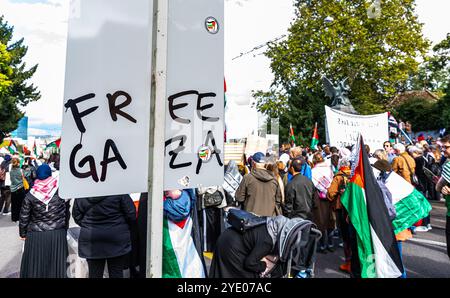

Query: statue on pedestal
[322,77,358,114]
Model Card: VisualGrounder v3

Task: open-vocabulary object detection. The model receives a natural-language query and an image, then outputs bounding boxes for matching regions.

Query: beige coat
[392,152,416,184]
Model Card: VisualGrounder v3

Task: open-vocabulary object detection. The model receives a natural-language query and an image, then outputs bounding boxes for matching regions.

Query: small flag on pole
[45,138,61,150]
[311,122,319,150]
[8,140,17,154]
[33,140,38,157]
[289,124,296,147]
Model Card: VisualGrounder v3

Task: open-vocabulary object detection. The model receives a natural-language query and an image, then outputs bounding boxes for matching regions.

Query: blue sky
[1,0,449,138]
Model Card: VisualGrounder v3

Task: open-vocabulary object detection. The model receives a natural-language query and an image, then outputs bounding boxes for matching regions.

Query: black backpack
[226,209,267,233]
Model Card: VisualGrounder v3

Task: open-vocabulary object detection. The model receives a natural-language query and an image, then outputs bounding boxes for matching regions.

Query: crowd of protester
[0,133,449,278]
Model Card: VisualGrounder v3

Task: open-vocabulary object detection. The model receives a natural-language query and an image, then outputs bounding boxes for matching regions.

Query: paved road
[0,214,22,278]
[1,201,448,278]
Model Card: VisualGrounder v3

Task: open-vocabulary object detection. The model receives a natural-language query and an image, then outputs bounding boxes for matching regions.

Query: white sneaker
[2,212,11,216]
[427,224,432,231]
[415,226,429,232]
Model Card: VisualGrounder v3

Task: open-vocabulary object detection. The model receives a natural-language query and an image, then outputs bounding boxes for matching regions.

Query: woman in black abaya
[209,216,288,278]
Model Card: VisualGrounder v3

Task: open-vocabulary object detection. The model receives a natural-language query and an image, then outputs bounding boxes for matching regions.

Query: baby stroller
[265,218,322,278]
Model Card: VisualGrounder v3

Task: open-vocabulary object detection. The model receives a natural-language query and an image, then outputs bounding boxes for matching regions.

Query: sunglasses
[384,144,391,147]
[441,145,450,150]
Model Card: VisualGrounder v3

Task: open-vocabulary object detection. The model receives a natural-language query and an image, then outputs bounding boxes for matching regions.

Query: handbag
[22,176,30,191]
[203,190,224,208]
[22,172,30,191]
[226,208,267,233]
[401,156,419,185]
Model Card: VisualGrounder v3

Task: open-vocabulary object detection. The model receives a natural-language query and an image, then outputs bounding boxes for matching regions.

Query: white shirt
[4,164,12,186]
[279,153,290,166]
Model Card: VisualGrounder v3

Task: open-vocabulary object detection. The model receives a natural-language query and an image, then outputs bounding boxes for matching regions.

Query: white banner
[59,0,153,198]
[244,135,269,157]
[325,106,388,151]
[164,0,224,190]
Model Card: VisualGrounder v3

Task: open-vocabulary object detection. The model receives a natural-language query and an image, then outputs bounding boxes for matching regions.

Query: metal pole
[146,0,168,278]
[398,127,413,145]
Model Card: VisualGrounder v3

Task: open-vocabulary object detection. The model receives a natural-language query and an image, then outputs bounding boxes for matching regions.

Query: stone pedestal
[331,104,358,115]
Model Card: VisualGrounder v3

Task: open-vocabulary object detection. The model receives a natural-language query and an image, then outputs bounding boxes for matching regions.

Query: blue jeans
[397,241,407,278]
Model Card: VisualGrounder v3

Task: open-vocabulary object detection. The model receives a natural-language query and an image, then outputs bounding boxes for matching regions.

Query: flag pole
[146,0,168,278]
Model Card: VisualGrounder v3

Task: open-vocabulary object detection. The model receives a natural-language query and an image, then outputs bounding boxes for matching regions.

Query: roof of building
[388,89,440,108]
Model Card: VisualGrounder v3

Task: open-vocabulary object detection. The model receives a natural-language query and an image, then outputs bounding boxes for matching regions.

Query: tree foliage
[436,81,450,131]
[254,0,430,144]
[408,33,450,94]
[393,97,441,132]
[0,16,40,133]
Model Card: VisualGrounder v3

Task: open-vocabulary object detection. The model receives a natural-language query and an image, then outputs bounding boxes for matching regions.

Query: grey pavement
[0,214,22,278]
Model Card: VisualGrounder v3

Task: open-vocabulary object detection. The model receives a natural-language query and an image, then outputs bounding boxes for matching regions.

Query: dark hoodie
[235,168,282,216]
[72,195,136,259]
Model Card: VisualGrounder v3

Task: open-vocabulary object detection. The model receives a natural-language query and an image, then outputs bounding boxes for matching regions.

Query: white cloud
[415,0,450,45]
[1,0,69,128]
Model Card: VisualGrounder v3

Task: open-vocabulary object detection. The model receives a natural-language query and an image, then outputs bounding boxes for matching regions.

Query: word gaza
[64,91,135,183]
[165,90,223,175]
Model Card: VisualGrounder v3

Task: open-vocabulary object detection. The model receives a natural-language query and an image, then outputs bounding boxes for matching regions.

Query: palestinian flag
[289,124,296,147]
[33,140,38,156]
[45,138,61,149]
[374,169,432,235]
[162,216,206,278]
[311,122,319,150]
[8,140,17,154]
[341,135,404,278]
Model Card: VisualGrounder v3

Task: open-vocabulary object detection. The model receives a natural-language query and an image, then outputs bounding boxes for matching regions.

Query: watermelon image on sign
[198,145,212,162]
[205,17,219,34]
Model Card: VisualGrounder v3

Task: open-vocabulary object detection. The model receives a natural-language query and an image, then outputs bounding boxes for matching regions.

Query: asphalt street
[0,201,448,278]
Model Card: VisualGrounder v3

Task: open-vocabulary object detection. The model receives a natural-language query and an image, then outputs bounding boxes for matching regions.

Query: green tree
[0,16,40,133]
[436,80,450,131]
[408,33,450,94]
[393,97,441,132]
[254,0,429,144]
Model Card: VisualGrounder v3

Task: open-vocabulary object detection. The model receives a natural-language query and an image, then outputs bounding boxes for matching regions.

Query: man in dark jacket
[72,195,136,278]
[235,152,282,217]
[283,158,316,220]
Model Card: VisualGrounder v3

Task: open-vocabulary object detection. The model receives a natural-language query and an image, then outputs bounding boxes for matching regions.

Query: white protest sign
[164,0,224,190]
[325,106,389,151]
[245,135,270,157]
[59,0,153,198]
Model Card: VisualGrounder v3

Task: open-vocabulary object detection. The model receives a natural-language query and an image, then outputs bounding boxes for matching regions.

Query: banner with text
[325,106,388,151]
[59,0,153,198]
[164,0,224,190]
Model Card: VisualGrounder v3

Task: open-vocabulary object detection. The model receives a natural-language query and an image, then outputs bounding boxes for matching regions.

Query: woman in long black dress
[209,216,288,278]
[19,164,70,278]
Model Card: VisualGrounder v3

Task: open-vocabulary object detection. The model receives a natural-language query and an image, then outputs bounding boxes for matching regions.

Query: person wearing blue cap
[235,152,282,217]
[19,163,70,278]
